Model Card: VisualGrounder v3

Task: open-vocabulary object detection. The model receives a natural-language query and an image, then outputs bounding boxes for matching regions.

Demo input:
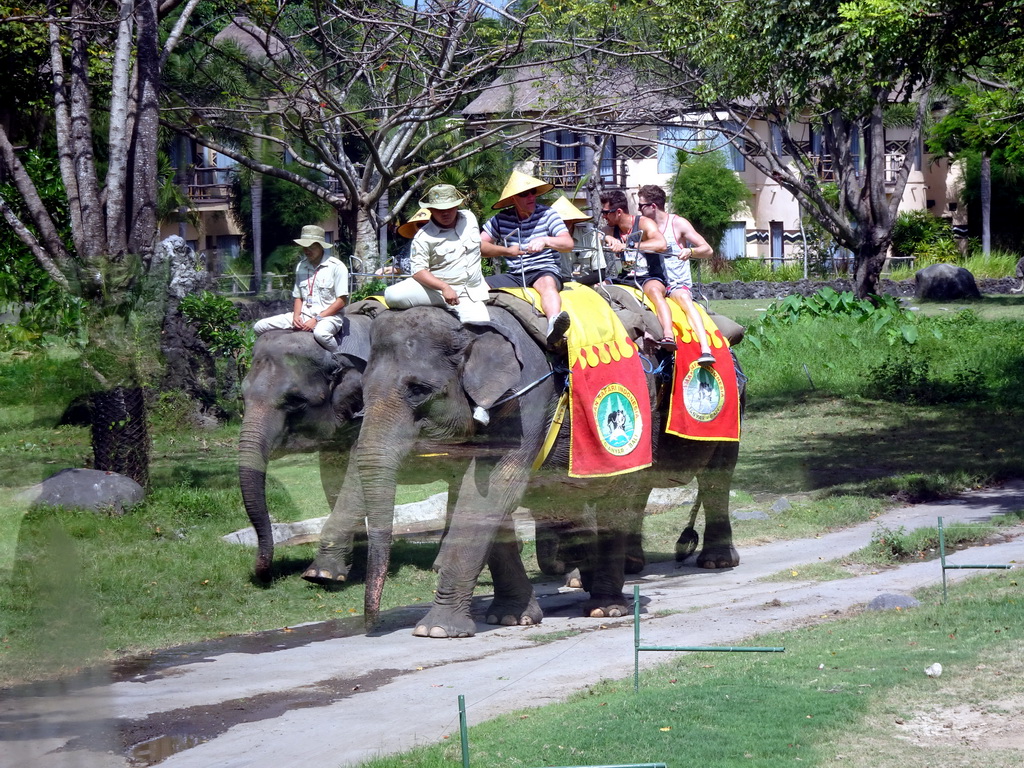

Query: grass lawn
[360,573,1023,768]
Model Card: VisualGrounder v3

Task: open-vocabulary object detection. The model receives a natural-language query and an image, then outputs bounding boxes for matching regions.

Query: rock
[771,497,792,513]
[733,509,770,521]
[924,662,943,678]
[914,263,982,301]
[866,593,921,611]
[18,468,145,514]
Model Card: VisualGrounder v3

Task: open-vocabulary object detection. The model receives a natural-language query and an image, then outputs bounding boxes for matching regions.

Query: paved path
[4,482,1023,768]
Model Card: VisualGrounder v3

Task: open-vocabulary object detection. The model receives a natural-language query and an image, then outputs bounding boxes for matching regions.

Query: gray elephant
[238,325,369,581]
[238,313,470,582]
[303,303,740,638]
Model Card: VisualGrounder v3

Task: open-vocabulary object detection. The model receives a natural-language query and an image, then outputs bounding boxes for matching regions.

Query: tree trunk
[252,168,263,293]
[852,237,887,299]
[353,205,380,283]
[90,386,149,487]
[981,151,991,256]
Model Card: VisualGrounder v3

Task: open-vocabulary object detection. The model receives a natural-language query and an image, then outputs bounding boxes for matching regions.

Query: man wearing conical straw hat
[481,170,575,347]
[384,185,489,323]
[377,209,430,276]
[253,224,349,352]
[550,195,612,283]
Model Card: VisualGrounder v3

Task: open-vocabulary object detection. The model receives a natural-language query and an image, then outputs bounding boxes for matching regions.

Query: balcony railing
[805,153,907,184]
[186,167,233,204]
[536,159,581,189]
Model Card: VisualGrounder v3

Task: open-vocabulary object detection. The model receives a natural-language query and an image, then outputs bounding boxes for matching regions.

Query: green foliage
[669,148,750,252]
[715,258,805,282]
[179,291,245,358]
[0,151,85,349]
[350,278,387,302]
[890,209,954,260]
[178,290,254,395]
[745,287,919,351]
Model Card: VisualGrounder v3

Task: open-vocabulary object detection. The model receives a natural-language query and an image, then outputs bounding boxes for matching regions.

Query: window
[720,122,745,172]
[658,125,699,174]
[720,222,747,260]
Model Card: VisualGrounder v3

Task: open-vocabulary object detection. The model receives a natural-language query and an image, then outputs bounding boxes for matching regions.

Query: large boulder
[17,468,145,514]
[914,263,982,300]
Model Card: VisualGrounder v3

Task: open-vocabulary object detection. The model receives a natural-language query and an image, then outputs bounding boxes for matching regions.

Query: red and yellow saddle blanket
[500,284,652,478]
[621,286,741,442]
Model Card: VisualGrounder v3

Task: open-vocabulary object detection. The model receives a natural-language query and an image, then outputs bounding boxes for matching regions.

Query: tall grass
[888,247,1019,281]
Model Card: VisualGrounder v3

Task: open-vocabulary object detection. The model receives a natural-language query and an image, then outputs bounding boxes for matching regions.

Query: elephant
[238,312,469,583]
[302,301,741,637]
[238,325,368,581]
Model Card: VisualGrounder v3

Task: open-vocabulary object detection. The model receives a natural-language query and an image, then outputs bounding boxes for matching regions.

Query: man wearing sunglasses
[481,170,575,347]
[599,190,677,351]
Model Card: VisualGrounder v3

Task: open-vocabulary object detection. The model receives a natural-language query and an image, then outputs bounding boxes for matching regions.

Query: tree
[0,0,202,483]
[648,0,1024,297]
[161,3,699,275]
[669,149,750,259]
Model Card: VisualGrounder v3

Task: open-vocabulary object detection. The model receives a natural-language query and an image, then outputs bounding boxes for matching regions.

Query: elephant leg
[696,442,740,569]
[303,451,364,584]
[484,518,542,627]
[535,520,568,576]
[414,455,531,638]
[318,448,347,512]
[579,502,629,619]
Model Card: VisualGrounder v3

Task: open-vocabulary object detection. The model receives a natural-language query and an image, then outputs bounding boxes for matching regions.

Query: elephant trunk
[358,401,417,628]
[238,403,287,582]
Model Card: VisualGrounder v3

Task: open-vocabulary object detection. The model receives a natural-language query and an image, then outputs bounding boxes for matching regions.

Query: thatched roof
[463,64,690,120]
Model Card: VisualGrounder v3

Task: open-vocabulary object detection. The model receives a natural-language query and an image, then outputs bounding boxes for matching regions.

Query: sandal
[697,351,715,366]
[657,337,677,351]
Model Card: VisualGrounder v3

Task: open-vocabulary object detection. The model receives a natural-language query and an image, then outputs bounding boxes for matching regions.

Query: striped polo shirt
[483,204,568,275]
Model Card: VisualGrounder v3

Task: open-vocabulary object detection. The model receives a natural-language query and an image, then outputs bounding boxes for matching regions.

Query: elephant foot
[563,568,583,590]
[582,595,629,619]
[301,557,350,586]
[675,527,700,561]
[485,594,543,627]
[412,607,477,638]
[696,545,740,570]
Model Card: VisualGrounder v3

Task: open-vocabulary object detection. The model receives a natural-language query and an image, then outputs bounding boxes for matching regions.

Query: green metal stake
[459,694,470,768]
[938,516,1012,602]
[633,585,784,691]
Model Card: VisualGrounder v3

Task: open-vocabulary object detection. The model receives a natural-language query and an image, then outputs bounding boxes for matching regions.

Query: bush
[891,209,953,260]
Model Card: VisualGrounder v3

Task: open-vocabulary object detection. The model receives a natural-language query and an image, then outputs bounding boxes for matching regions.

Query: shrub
[890,209,952,260]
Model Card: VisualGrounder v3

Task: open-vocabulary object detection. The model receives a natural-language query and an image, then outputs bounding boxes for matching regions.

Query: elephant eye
[404,379,436,406]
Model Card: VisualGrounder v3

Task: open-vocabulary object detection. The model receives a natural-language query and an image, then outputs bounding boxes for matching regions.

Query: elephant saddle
[618,286,741,442]
[495,283,653,478]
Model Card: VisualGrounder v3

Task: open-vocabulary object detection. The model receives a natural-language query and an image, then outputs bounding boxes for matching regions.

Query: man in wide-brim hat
[384,184,489,324]
[480,170,575,347]
[550,195,612,284]
[253,224,349,351]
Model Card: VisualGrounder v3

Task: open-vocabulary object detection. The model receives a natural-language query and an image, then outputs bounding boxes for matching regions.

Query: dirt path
[4,481,1023,768]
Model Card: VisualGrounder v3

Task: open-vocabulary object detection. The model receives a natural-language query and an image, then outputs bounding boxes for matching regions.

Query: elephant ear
[462,331,521,409]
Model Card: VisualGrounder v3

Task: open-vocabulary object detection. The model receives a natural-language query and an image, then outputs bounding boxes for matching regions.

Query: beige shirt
[291,255,349,316]
[410,211,488,302]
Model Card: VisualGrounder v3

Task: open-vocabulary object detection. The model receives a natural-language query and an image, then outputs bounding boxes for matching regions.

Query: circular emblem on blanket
[594,383,643,455]
[682,363,725,422]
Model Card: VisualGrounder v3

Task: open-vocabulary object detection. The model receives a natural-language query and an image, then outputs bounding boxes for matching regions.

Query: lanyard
[305,263,324,303]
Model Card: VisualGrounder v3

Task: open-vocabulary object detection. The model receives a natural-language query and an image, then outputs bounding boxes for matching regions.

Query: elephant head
[238,328,366,581]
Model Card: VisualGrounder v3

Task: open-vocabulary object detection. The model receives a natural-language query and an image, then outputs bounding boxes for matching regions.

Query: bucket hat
[418,184,466,210]
[397,208,432,238]
[293,225,333,249]
[493,170,554,209]
[550,195,590,225]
